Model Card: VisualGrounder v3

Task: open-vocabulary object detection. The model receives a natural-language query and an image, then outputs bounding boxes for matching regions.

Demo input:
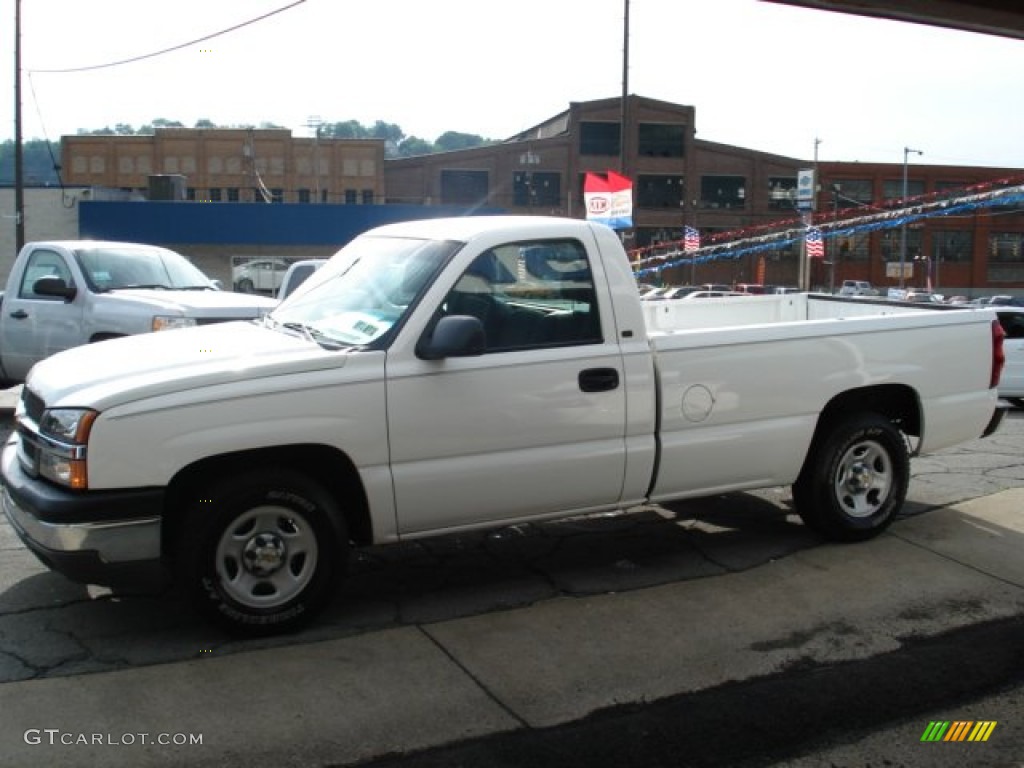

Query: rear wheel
[177,469,347,636]
[1008,398,1024,409]
[793,413,909,542]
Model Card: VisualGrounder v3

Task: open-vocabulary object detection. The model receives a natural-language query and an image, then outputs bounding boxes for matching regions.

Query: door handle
[9,310,28,319]
[578,367,619,393]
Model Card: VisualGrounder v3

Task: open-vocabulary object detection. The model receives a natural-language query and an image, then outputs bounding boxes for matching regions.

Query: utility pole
[620,0,629,177]
[14,0,26,251]
[899,146,923,289]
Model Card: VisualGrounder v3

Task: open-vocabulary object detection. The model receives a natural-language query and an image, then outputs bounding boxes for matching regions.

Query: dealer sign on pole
[796,169,816,211]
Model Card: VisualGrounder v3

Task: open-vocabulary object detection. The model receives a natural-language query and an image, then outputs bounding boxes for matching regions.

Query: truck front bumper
[1,438,168,590]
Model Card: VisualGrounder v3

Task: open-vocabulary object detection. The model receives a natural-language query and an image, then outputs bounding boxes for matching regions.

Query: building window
[933,230,973,263]
[833,179,873,209]
[700,176,746,209]
[883,179,925,200]
[881,228,923,261]
[579,122,620,157]
[186,187,196,201]
[298,188,311,203]
[227,187,239,202]
[209,188,222,202]
[514,171,561,207]
[321,189,329,203]
[989,233,1023,262]
[768,177,797,210]
[637,123,685,158]
[271,188,284,203]
[988,233,1024,282]
[345,189,357,204]
[362,189,375,204]
[440,169,489,205]
[636,175,684,209]
[833,233,870,262]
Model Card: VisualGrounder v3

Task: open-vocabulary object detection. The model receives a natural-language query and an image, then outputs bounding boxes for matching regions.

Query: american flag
[683,225,700,253]
[805,227,825,259]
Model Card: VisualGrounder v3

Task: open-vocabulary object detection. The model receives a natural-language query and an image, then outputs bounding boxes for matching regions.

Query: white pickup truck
[1,216,1007,635]
[0,240,277,383]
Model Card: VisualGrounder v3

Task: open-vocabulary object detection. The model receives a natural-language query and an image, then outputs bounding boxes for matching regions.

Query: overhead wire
[26,0,306,74]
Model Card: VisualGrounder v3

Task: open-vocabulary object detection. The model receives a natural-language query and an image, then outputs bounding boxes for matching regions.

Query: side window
[999,312,1024,340]
[18,250,73,299]
[443,239,602,353]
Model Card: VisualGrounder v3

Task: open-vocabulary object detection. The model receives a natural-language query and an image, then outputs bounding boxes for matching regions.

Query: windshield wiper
[111,284,172,290]
[280,321,348,350]
[176,285,217,291]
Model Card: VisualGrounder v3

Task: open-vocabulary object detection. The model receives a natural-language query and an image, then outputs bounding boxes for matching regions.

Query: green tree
[435,131,491,152]
[0,138,62,185]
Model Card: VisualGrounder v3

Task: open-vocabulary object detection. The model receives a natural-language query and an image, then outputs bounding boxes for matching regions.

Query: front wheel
[177,469,347,636]
[793,413,910,542]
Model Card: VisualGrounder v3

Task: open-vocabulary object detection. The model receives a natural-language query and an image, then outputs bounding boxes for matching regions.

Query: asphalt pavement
[0,388,1022,767]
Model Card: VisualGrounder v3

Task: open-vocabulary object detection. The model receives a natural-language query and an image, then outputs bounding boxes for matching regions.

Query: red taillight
[991,318,1006,388]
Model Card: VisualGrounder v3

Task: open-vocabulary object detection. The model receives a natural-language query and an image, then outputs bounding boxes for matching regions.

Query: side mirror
[33,276,77,302]
[417,315,486,360]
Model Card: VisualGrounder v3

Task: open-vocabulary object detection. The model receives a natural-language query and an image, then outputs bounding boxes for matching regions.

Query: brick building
[62,128,386,205]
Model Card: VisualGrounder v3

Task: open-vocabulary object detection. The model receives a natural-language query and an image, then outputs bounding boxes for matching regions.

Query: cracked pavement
[2,409,1022,686]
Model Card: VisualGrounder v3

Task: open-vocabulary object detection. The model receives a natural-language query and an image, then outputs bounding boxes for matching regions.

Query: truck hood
[107,288,277,317]
[24,320,347,410]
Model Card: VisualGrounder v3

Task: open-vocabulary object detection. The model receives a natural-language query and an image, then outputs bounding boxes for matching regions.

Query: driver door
[1,248,84,381]
[386,238,628,535]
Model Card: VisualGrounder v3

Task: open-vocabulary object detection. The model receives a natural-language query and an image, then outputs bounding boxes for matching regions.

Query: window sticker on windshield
[92,271,112,281]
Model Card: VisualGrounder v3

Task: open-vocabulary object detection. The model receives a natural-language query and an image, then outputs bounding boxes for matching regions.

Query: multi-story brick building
[62,128,386,205]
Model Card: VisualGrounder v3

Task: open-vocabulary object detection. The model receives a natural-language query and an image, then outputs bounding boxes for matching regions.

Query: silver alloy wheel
[214,505,319,609]
[833,438,893,519]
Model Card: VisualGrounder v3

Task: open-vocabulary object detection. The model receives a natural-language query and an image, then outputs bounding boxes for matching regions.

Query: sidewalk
[0,488,1021,767]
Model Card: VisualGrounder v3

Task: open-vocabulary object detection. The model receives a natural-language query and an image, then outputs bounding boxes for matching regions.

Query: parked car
[903,291,945,304]
[277,259,328,300]
[233,258,289,294]
[734,283,768,295]
[997,308,1024,407]
[838,280,878,297]
[0,240,277,384]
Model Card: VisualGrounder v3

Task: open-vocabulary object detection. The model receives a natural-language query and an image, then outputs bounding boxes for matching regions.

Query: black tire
[1009,398,1024,409]
[792,413,909,542]
[177,468,347,636]
[236,278,255,294]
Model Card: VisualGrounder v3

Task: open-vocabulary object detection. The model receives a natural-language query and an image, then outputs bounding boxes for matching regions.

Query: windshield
[75,245,214,291]
[270,235,459,347]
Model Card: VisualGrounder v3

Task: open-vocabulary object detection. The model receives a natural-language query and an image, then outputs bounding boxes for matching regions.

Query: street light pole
[899,146,923,289]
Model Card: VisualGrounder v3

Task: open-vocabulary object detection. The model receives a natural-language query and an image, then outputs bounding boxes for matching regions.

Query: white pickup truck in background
[0,240,277,383]
[1,216,1007,635]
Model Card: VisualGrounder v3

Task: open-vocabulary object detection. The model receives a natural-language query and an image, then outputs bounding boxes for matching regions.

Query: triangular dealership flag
[585,172,632,230]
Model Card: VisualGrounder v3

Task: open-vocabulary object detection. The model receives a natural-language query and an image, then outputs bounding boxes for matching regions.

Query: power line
[27,0,306,74]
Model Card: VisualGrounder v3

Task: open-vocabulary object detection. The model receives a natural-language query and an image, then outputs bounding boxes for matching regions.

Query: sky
[2,0,1023,169]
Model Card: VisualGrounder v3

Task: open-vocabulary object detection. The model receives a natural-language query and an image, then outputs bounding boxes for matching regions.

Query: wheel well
[802,384,921,465]
[162,444,374,558]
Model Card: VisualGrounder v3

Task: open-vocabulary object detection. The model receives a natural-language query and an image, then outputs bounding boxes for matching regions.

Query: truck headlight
[152,316,197,332]
[37,408,97,489]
